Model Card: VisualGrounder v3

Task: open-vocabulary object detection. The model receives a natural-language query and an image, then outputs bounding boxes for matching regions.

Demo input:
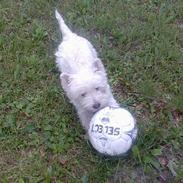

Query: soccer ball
[88,106,137,156]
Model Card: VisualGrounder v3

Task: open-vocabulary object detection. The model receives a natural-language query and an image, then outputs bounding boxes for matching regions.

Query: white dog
[55,10,119,131]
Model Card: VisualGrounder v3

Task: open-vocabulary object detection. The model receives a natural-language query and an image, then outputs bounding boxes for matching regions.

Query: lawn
[0,0,183,182]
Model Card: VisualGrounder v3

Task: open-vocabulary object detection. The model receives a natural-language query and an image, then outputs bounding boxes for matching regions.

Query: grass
[0,0,183,182]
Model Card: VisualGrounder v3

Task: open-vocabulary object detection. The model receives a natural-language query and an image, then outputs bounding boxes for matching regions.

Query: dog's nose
[93,103,101,110]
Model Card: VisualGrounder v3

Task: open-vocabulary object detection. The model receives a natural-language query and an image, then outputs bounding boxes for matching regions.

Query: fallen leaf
[59,156,67,165]
[171,110,182,126]
[158,156,169,167]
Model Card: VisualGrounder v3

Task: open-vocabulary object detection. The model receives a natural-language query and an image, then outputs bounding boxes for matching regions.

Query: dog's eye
[95,87,100,91]
[81,92,87,97]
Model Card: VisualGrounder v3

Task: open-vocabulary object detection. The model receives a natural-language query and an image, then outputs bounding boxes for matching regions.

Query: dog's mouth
[85,103,107,114]
[91,106,105,114]
[87,107,100,114]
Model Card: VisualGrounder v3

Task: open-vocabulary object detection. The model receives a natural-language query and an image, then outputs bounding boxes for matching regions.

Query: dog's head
[61,60,111,112]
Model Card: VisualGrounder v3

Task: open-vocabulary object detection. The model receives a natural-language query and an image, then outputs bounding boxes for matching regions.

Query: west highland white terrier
[55,10,119,131]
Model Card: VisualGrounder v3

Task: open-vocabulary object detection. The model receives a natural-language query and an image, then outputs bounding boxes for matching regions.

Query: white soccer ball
[88,106,137,156]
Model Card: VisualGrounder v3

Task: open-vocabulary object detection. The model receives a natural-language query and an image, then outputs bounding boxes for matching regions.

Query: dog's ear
[60,73,72,87]
[93,59,105,73]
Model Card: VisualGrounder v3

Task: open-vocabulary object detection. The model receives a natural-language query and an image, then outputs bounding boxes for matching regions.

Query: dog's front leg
[78,110,93,131]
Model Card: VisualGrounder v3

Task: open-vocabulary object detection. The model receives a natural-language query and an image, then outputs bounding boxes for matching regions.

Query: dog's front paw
[108,97,119,108]
[84,132,89,140]
[110,102,120,108]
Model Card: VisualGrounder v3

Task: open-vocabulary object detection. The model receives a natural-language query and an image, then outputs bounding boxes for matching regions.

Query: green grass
[0,0,183,182]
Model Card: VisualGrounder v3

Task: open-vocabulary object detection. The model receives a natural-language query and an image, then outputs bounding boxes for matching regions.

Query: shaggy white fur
[55,10,119,130]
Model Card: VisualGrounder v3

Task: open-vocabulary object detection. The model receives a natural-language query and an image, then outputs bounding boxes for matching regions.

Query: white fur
[55,10,119,130]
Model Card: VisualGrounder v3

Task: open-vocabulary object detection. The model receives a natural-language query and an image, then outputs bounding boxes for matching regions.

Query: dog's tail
[55,9,73,39]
